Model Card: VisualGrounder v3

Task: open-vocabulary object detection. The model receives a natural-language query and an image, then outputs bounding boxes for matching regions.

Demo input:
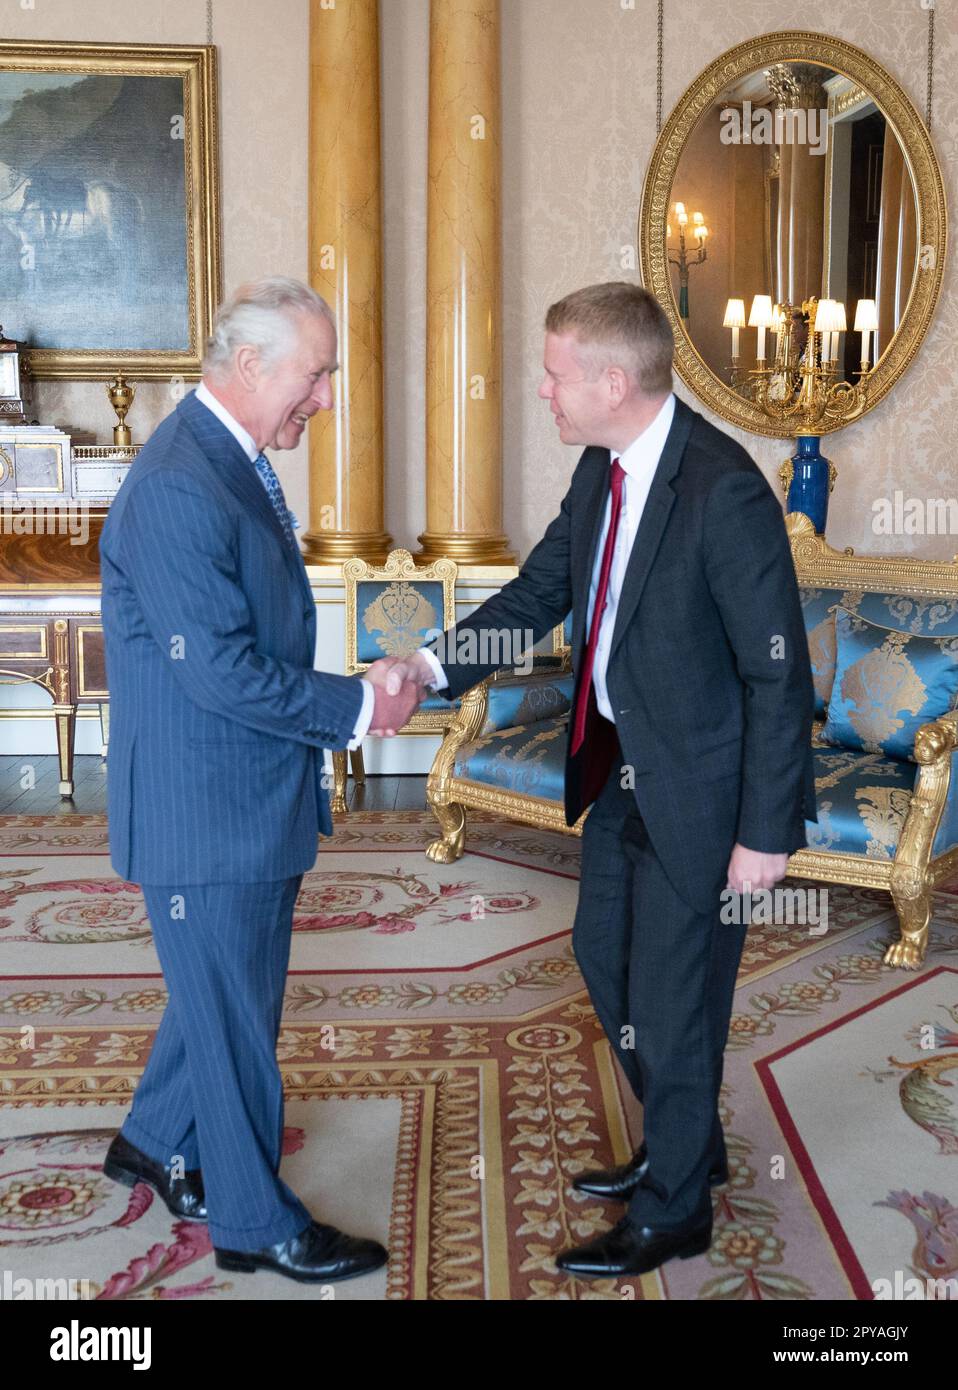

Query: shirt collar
[195,380,260,464]
[613,392,676,477]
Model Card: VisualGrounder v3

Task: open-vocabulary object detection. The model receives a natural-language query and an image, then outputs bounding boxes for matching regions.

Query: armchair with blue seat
[425,612,581,859]
[426,518,958,970]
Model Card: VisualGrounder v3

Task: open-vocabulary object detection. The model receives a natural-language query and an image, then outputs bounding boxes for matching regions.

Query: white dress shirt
[193,382,374,749]
[417,393,676,726]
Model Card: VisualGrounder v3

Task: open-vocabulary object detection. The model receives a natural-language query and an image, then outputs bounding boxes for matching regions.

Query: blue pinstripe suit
[99,389,365,1248]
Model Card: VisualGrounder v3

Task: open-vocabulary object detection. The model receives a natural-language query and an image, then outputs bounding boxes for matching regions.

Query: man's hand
[363,659,427,737]
[726,843,789,893]
[366,652,436,696]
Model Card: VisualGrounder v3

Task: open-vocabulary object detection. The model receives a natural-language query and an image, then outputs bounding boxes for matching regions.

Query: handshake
[363,651,440,737]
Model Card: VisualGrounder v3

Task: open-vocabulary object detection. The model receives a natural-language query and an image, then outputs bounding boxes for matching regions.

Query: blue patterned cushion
[821,607,958,761]
[804,746,916,858]
[799,587,842,718]
[454,715,569,800]
[355,579,446,663]
[798,588,958,720]
[481,673,574,735]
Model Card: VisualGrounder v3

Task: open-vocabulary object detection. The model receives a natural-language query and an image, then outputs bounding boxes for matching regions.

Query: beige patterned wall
[4,0,312,520]
[8,1,957,560]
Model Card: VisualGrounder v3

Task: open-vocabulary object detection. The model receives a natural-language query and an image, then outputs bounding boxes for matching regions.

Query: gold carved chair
[333,548,459,812]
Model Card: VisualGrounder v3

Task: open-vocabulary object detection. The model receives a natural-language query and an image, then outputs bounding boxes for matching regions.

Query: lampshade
[723,298,746,329]
[832,301,847,332]
[748,294,774,328]
[770,304,785,331]
[854,298,878,332]
[814,298,842,334]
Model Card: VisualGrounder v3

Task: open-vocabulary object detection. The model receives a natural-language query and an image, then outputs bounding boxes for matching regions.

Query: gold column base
[300,529,394,564]
[416,531,515,565]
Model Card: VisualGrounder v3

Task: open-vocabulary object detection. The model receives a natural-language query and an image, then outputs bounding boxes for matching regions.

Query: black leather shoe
[572,1141,728,1200]
[214,1219,388,1283]
[103,1133,208,1222]
[556,1213,712,1277]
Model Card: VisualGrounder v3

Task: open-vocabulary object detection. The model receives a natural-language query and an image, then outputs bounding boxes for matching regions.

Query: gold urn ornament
[107,373,136,446]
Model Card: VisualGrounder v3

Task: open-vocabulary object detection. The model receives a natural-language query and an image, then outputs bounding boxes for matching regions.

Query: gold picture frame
[0,39,221,380]
[639,31,947,437]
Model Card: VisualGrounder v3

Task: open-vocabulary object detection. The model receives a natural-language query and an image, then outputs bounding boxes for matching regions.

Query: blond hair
[545,282,673,395]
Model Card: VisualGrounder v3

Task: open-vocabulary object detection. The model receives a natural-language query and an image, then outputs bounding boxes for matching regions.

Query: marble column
[418,0,514,564]
[876,126,917,356]
[302,0,391,563]
[776,135,794,304]
[785,70,827,305]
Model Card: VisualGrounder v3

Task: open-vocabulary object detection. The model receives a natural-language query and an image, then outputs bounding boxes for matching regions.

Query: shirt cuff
[346,677,376,749]
[416,646,448,689]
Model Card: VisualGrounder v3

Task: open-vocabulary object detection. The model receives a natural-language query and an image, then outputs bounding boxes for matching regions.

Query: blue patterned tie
[253,452,299,551]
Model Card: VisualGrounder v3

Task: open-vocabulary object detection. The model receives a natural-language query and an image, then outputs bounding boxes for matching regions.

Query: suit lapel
[573,398,695,667]
[178,391,313,603]
[606,397,694,663]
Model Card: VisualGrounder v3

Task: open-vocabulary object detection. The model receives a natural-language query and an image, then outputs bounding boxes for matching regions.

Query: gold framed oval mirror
[639,31,946,437]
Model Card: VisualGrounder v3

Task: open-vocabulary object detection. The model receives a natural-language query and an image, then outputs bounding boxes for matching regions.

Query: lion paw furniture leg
[886,866,931,970]
[426,797,466,863]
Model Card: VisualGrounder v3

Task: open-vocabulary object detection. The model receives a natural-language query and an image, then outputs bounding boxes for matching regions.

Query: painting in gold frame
[0,40,220,381]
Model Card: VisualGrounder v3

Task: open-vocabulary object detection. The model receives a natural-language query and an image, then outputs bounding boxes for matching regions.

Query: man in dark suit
[99,276,420,1284]
[381,282,817,1277]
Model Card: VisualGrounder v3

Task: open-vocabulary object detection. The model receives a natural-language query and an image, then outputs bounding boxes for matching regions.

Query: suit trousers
[121,877,310,1250]
[571,734,748,1230]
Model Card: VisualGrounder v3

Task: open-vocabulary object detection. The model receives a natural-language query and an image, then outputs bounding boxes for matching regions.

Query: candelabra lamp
[666,202,709,321]
[723,295,876,533]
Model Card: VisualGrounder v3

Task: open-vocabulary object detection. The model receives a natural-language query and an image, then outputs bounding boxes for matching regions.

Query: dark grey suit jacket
[425,395,818,913]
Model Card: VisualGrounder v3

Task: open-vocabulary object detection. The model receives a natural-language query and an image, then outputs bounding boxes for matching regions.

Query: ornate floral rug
[2,811,957,1300]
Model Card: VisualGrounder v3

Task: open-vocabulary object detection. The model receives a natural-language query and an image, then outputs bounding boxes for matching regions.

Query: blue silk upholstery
[798,588,958,720]
[355,579,447,663]
[479,673,574,735]
[821,608,958,761]
[804,746,917,859]
[454,714,570,801]
[448,673,574,800]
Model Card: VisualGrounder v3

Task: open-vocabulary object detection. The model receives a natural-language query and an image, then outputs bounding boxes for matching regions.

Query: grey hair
[202,275,335,376]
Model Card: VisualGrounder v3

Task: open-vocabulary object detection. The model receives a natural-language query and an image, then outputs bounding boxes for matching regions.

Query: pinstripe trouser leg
[121,877,310,1250]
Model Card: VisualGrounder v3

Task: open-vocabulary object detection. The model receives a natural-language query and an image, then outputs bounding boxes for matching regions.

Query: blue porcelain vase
[785,435,831,534]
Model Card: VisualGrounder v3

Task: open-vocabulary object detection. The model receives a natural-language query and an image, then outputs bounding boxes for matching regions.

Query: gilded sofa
[425,515,958,970]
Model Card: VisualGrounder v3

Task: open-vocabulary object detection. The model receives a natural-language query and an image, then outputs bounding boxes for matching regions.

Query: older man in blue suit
[99,277,421,1284]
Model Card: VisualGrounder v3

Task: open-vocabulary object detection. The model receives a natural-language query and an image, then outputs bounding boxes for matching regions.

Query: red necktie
[570,458,625,754]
